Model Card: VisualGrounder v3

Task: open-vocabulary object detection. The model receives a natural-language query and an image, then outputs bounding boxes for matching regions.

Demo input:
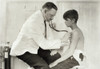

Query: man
[10,2,67,69]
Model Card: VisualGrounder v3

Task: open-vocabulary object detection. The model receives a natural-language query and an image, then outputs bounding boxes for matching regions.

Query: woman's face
[65,18,73,27]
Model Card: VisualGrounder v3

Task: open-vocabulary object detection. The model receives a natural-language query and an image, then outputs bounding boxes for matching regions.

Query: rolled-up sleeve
[31,32,61,50]
[39,38,61,50]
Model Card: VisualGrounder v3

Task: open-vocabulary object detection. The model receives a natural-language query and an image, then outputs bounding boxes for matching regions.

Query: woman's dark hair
[63,9,78,23]
[42,2,58,10]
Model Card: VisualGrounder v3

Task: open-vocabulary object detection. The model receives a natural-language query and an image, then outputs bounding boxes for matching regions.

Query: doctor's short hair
[42,2,58,10]
[63,9,79,23]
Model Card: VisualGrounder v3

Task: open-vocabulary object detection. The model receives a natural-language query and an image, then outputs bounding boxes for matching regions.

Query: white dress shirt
[10,10,61,56]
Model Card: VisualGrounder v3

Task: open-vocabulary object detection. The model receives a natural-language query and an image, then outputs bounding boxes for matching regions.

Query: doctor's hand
[61,32,71,43]
[50,22,56,29]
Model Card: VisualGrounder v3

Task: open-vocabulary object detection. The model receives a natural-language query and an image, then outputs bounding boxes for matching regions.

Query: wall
[0,0,100,69]
[0,0,7,44]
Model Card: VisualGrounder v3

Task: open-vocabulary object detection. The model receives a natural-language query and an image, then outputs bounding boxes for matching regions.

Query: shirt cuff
[53,39,61,49]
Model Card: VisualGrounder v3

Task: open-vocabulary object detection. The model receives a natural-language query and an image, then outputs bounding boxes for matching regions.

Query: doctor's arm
[32,32,68,50]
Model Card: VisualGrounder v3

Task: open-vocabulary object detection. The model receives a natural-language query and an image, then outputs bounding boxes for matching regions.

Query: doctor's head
[42,2,58,22]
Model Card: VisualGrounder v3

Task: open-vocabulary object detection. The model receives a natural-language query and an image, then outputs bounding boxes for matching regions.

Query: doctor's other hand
[50,22,56,29]
[61,32,71,43]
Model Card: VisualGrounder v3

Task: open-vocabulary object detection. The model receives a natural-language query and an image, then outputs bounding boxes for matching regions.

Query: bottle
[4,42,11,69]
[0,46,3,69]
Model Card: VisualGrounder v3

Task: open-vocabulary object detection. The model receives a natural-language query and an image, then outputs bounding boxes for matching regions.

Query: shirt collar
[41,9,46,22]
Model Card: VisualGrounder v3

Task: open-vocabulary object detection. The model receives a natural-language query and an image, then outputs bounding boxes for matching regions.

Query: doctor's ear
[45,10,47,13]
[44,8,48,13]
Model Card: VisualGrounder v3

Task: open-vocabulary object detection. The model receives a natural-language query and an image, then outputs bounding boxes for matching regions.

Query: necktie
[44,21,47,38]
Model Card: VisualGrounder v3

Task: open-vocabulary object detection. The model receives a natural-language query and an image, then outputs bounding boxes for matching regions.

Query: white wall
[0,0,7,43]
[0,0,100,69]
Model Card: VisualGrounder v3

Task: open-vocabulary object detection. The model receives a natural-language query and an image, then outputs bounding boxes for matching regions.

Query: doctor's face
[45,8,57,22]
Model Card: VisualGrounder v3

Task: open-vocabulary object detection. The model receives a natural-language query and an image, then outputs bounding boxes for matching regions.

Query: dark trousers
[38,48,61,64]
[17,48,61,69]
[51,53,84,69]
[51,56,79,69]
[17,52,50,69]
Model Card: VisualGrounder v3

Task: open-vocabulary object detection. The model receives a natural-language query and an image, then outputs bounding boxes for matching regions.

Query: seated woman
[49,9,86,69]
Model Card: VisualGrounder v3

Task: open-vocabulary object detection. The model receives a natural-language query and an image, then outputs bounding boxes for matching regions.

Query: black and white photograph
[0,0,100,69]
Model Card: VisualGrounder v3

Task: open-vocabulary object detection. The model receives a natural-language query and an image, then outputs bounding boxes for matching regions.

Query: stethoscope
[49,21,68,33]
